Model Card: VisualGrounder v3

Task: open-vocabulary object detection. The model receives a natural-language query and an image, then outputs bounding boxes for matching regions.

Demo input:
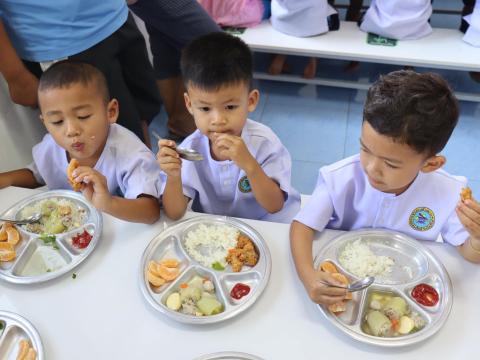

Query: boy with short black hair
[0,61,162,224]
[157,32,300,223]
[291,70,480,306]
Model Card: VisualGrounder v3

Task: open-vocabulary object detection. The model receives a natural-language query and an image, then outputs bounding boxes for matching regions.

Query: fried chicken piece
[226,249,243,272]
[461,187,472,201]
[237,235,251,248]
[67,158,82,192]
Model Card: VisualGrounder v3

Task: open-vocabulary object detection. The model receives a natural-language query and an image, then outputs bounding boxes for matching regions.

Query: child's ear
[247,89,260,112]
[184,92,194,115]
[39,114,44,123]
[421,155,446,173]
[107,99,119,124]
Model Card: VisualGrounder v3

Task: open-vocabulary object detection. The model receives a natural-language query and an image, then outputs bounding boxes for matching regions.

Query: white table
[0,187,479,360]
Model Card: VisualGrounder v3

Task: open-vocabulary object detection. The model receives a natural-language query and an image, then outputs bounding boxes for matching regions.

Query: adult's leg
[69,16,160,143]
[129,0,220,138]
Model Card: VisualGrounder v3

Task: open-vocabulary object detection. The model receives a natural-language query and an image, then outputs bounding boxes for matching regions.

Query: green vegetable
[211,261,225,271]
[72,273,77,279]
[39,234,60,250]
[366,310,391,337]
[384,297,408,320]
[0,322,4,330]
[180,286,202,302]
[197,296,223,315]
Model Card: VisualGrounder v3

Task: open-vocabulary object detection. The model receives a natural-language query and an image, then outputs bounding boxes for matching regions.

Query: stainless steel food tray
[0,311,44,360]
[139,215,272,324]
[314,229,452,347]
[194,352,265,360]
[0,190,102,284]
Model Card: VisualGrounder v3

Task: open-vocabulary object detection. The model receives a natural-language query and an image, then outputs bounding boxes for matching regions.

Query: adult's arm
[0,20,38,107]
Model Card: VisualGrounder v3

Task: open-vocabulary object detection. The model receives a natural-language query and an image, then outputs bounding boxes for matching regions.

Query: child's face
[39,82,118,165]
[359,121,444,195]
[184,82,259,155]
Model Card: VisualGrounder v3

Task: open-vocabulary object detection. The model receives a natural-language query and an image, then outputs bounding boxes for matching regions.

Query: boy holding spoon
[156,32,300,223]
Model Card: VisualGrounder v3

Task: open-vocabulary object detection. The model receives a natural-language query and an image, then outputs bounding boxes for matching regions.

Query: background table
[0,187,478,359]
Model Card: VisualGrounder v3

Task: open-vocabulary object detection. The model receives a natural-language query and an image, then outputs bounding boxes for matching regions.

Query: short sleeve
[439,208,469,246]
[256,139,293,196]
[293,171,333,231]
[121,151,163,199]
[26,161,45,185]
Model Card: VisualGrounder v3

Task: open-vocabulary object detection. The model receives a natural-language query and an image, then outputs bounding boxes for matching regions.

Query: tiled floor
[150,1,480,196]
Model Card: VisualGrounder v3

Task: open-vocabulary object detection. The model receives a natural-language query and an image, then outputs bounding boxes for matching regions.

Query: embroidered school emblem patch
[238,175,252,193]
[409,207,435,231]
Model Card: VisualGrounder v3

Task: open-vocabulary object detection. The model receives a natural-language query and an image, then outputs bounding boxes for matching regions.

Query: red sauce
[411,283,439,306]
[230,283,250,300]
[72,230,92,249]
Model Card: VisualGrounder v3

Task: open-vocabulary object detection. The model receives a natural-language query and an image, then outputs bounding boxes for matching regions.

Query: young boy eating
[0,61,162,224]
[157,32,300,223]
[291,70,480,306]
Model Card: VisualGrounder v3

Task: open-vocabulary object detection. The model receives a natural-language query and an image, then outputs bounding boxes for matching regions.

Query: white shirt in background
[360,0,433,40]
[463,3,480,47]
[294,154,469,246]
[271,0,336,37]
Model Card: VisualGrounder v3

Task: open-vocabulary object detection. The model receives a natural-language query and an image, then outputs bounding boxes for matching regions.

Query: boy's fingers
[464,198,480,212]
[456,208,480,234]
[458,202,480,224]
[158,139,176,148]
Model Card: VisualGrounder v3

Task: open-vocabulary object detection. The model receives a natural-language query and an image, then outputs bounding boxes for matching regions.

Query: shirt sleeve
[293,171,333,231]
[256,139,293,198]
[26,161,45,185]
[439,207,470,246]
[121,150,163,199]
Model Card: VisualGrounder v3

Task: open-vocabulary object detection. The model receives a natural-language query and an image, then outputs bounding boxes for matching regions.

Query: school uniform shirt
[27,124,162,199]
[463,3,480,47]
[360,0,432,40]
[271,0,337,37]
[294,154,469,246]
[163,119,301,223]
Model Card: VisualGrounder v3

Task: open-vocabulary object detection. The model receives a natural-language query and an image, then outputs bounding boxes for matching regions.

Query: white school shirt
[162,119,301,223]
[271,0,336,37]
[27,123,163,199]
[294,154,469,246]
[360,0,432,40]
[463,3,480,47]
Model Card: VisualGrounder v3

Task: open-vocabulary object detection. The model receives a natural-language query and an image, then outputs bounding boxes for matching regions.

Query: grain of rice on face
[184,224,239,267]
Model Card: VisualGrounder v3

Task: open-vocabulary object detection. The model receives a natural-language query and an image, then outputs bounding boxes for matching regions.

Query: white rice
[184,224,239,267]
[339,239,395,278]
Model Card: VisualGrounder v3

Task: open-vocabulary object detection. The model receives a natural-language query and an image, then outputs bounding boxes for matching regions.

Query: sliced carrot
[179,283,188,289]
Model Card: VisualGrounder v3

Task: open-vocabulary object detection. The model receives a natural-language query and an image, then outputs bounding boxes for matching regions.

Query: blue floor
[149,1,480,196]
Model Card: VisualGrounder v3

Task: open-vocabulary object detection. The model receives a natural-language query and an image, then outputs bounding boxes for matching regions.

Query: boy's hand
[156,139,182,178]
[457,197,480,240]
[304,269,348,305]
[214,134,256,172]
[72,167,112,211]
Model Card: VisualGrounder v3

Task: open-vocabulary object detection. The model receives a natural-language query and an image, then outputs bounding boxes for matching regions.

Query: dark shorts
[129,0,221,79]
[24,14,161,141]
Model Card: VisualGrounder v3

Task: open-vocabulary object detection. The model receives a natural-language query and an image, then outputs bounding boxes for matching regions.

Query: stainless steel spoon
[0,213,42,225]
[152,131,204,161]
[319,276,375,292]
